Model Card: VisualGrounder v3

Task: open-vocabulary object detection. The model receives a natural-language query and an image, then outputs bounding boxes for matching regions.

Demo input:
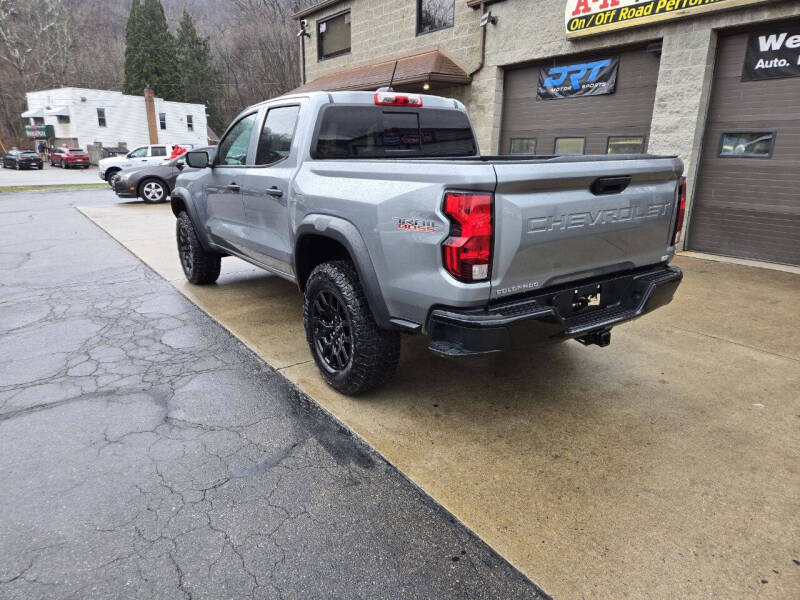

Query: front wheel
[139,178,167,203]
[176,211,221,284]
[61,159,66,169]
[303,261,400,395]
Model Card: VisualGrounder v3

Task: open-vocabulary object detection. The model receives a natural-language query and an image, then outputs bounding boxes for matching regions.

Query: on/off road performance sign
[537,57,619,99]
[742,24,800,81]
[565,0,775,39]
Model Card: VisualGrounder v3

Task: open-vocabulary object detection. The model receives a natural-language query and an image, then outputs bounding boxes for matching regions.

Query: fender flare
[170,187,214,251]
[295,215,397,330]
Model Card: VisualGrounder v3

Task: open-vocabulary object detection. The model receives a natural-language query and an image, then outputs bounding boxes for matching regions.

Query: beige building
[292,0,800,266]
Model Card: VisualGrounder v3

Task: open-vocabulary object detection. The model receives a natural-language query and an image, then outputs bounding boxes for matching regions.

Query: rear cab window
[312,105,477,159]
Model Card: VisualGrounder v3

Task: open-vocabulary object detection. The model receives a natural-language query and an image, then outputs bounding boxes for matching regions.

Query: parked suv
[2,149,43,170]
[99,144,191,183]
[50,147,90,169]
[172,91,684,395]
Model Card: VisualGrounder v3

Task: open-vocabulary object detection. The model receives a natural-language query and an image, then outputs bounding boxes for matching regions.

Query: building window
[159,113,166,130]
[187,115,194,131]
[554,137,585,155]
[318,10,350,60]
[32,117,44,125]
[57,115,70,124]
[607,135,645,155]
[509,138,536,154]
[719,132,775,158]
[97,108,106,127]
[417,0,454,35]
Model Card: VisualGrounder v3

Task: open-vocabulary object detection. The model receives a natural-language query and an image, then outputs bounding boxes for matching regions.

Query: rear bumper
[427,264,682,357]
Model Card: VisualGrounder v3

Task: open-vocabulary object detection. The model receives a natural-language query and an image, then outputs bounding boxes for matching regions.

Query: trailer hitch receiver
[576,329,611,348]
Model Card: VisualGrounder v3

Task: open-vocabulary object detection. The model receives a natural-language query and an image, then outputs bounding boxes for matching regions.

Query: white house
[21,87,209,150]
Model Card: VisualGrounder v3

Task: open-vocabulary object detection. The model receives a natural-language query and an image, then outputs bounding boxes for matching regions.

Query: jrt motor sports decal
[742,24,800,81]
[537,57,619,100]
[564,0,774,39]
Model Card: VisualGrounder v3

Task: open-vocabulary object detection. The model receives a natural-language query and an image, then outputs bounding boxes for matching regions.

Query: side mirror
[176,160,185,170]
[185,151,209,169]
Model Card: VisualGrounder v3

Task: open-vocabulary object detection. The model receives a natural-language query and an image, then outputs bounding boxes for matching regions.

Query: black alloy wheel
[310,288,354,374]
[175,211,221,284]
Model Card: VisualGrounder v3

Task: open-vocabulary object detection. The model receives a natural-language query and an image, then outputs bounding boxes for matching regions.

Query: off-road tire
[176,211,221,285]
[303,261,400,395]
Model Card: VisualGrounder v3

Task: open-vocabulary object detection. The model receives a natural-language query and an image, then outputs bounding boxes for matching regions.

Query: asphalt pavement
[0,162,102,186]
[0,188,544,599]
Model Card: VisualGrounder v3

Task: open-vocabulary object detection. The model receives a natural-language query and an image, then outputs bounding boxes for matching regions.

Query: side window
[128,146,147,158]
[256,106,300,165]
[217,113,257,166]
[151,146,167,157]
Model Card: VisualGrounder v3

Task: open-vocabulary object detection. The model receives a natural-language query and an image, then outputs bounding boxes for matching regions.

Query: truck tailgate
[491,156,683,300]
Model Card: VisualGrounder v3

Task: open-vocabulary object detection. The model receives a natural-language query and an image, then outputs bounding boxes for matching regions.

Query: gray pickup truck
[171,90,685,395]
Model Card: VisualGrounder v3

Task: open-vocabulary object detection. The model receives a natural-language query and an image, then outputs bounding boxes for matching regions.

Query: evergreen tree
[123,0,144,95]
[175,7,214,107]
[123,0,179,100]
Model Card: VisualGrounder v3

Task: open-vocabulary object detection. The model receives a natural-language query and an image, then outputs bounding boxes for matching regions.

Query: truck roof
[258,90,464,111]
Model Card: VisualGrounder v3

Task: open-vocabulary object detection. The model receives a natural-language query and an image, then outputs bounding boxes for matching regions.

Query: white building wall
[153,96,208,149]
[24,87,208,149]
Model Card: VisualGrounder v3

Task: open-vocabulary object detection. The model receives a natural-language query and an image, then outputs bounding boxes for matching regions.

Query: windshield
[21,152,39,157]
[68,149,85,154]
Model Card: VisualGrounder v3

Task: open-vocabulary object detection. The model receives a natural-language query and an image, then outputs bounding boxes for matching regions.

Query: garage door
[500,46,660,156]
[688,24,800,266]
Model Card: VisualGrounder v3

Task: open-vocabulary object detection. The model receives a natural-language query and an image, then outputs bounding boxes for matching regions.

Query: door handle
[266,187,283,197]
[226,183,240,192]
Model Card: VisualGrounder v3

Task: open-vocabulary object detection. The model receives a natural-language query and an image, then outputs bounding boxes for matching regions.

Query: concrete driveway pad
[79,201,800,599]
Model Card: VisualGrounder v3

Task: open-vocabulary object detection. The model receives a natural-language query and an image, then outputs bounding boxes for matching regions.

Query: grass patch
[0,183,109,193]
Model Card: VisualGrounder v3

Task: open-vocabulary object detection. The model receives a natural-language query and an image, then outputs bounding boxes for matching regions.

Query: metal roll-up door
[500,46,661,157]
[688,25,800,266]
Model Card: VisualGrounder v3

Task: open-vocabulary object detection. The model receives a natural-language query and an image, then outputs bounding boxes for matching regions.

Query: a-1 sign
[565,0,775,39]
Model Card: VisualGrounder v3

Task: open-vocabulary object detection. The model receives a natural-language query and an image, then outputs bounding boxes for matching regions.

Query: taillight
[374,92,423,107]
[673,177,686,245]
[442,192,493,282]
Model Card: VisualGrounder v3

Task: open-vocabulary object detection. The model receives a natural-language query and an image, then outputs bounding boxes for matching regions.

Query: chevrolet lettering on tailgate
[528,203,671,233]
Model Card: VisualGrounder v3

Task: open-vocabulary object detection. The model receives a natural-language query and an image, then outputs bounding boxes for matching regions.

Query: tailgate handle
[591,176,631,196]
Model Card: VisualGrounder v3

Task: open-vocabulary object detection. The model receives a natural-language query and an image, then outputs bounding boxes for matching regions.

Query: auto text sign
[565,0,773,39]
[537,57,619,100]
[742,24,800,81]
